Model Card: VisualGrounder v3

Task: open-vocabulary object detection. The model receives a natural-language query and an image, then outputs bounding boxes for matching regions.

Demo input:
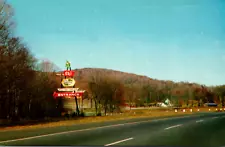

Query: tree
[0,2,37,119]
[0,1,60,120]
[124,84,139,109]
[80,91,89,113]
[141,84,153,106]
[88,71,111,115]
[88,71,125,115]
[218,96,223,108]
[223,96,225,107]
[199,99,203,107]
[108,79,125,113]
[213,85,225,106]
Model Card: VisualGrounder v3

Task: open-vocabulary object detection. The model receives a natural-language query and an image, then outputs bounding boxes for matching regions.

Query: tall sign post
[53,61,85,116]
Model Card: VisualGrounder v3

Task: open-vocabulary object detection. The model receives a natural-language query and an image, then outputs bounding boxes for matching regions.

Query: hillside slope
[73,68,202,88]
[54,68,225,105]
[56,68,205,95]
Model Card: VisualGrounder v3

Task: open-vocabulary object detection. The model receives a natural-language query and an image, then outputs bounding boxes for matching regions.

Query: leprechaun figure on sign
[66,60,71,70]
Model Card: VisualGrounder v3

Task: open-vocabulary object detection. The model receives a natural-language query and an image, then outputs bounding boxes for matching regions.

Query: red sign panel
[63,70,75,77]
[76,91,85,97]
[53,91,84,98]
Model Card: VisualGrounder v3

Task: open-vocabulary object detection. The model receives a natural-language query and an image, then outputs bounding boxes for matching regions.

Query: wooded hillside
[61,68,225,108]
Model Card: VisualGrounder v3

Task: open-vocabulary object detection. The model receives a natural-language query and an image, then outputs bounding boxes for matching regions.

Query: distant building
[165,98,173,106]
[156,102,168,107]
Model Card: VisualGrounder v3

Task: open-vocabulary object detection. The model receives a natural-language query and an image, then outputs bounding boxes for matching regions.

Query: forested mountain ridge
[55,68,225,106]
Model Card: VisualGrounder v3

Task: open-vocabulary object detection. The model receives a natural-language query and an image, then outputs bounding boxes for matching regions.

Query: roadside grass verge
[0,107,217,131]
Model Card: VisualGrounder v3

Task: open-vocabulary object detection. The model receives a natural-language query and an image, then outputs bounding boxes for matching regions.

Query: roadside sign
[53,61,86,102]
[53,91,84,98]
[77,90,85,93]
[57,88,79,92]
[76,90,85,96]
[61,78,76,87]
[65,61,71,70]
[64,70,75,77]
[56,73,62,76]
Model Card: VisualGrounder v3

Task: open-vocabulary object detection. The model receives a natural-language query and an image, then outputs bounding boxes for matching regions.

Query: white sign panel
[61,78,76,87]
[57,88,79,92]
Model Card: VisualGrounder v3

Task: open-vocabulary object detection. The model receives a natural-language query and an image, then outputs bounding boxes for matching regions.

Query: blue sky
[8,0,225,86]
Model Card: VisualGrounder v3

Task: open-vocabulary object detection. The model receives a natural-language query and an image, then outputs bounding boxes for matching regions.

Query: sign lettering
[53,91,85,98]
[57,88,79,92]
[63,70,75,77]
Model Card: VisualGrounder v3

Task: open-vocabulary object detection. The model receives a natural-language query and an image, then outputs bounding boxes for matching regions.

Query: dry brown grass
[1,107,221,131]
[0,109,199,131]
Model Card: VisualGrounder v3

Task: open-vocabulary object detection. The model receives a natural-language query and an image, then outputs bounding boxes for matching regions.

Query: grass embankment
[0,107,218,131]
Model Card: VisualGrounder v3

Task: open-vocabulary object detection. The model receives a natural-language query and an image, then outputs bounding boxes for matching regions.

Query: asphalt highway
[0,112,225,146]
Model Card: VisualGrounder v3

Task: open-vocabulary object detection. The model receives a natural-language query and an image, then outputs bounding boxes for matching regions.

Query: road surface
[0,112,225,146]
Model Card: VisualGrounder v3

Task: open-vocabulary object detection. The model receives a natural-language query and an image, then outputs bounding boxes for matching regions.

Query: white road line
[0,116,192,144]
[104,137,133,146]
[196,120,204,123]
[164,124,182,130]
